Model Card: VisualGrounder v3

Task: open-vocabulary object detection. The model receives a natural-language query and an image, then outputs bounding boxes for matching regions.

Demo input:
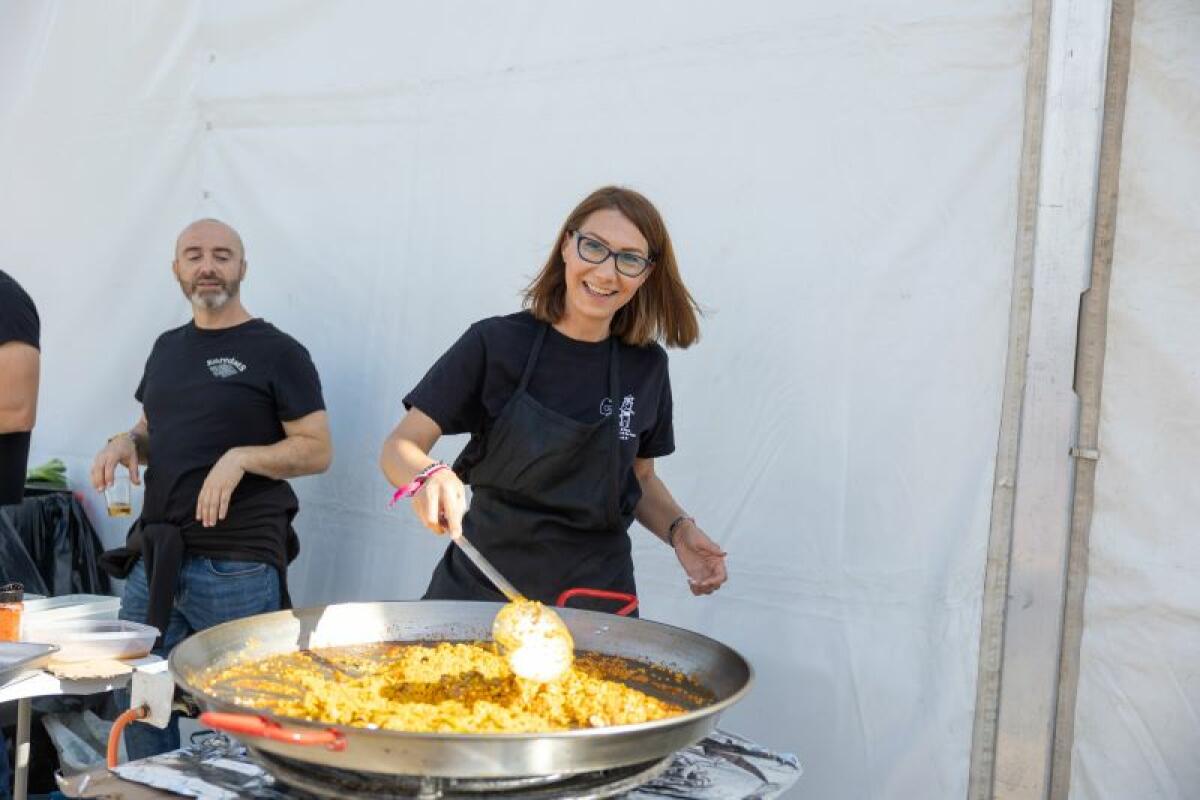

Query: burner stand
[254,749,673,800]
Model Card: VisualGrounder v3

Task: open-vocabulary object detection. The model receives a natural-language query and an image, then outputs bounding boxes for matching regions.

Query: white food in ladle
[492,600,574,683]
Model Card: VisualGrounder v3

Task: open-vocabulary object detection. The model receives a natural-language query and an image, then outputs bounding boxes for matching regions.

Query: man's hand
[90,434,141,492]
[674,523,728,596]
[196,449,247,527]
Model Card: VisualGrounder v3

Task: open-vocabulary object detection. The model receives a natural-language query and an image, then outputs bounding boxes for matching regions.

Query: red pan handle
[200,712,347,751]
[556,588,638,616]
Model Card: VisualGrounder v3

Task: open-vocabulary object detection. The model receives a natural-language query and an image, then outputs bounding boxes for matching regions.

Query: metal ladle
[449,533,522,603]
[448,532,574,682]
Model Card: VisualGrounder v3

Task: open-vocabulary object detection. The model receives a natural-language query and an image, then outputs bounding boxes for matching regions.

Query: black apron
[423,323,637,615]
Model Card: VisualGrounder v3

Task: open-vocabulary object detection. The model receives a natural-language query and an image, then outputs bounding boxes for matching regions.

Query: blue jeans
[116,556,281,760]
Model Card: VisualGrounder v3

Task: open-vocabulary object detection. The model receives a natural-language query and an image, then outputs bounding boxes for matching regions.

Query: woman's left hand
[674,523,727,596]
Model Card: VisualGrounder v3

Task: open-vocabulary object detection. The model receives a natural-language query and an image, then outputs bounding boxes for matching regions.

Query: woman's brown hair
[523,186,701,348]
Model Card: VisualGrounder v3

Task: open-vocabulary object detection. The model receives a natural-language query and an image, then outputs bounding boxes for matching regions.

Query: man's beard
[184,276,240,310]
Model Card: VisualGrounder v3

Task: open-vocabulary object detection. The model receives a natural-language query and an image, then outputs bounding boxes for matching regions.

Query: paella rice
[198,641,696,733]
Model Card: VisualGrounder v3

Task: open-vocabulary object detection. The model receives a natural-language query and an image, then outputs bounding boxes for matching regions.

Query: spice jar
[0,582,23,641]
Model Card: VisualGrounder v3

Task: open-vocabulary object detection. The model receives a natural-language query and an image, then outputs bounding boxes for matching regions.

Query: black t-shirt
[0,270,40,506]
[404,311,674,522]
[135,319,325,522]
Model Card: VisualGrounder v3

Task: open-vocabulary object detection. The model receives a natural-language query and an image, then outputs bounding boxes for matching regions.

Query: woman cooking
[380,186,727,615]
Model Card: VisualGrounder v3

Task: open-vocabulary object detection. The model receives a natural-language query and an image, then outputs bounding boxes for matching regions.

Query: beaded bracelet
[667,514,695,548]
[389,462,450,506]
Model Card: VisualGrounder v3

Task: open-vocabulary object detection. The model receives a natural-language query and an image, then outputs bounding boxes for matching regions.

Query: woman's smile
[582,279,619,299]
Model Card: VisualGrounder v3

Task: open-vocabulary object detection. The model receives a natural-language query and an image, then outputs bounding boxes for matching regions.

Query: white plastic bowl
[22,619,159,662]
[22,594,121,628]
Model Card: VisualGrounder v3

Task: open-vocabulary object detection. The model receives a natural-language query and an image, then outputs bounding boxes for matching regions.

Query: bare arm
[233,410,333,480]
[126,415,150,463]
[90,412,149,490]
[0,342,39,433]
[633,458,728,596]
[195,410,332,527]
[380,408,467,537]
[633,458,687,545]
[380,408,443,487]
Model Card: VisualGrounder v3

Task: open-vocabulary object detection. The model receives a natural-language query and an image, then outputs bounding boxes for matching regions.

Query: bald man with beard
[91,219,332,758]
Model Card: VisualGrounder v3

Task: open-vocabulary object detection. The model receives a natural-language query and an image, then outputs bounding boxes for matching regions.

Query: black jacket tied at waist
[100,480,301,642]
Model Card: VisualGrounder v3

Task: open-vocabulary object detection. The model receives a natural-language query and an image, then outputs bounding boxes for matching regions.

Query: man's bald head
[175,218,245,261]
[173,218,247,312]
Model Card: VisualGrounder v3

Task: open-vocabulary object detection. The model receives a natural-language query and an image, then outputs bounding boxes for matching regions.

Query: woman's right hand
[412,468,467,538]
[90,434,141,492]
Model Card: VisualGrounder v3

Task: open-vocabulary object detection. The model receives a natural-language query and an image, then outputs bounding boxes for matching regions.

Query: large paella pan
[169,601,752,779]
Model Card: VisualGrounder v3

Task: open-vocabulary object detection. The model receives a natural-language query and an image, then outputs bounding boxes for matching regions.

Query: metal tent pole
[969,0,1121,797]
[1049,1,1136,796]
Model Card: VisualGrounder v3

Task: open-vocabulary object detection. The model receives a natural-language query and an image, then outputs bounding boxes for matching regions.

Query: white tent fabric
[0,3,1033,797]
[1069,2,1200,798]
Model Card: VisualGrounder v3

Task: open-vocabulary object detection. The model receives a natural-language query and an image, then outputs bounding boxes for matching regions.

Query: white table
[0,656,164,800]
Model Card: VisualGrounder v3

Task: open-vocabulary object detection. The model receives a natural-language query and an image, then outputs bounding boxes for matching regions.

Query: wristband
[667,515,694,548]
[389,462,450,506]
[107,431,134,445]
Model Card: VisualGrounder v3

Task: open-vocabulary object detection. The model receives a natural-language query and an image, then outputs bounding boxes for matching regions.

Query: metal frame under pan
[169,601,752,779]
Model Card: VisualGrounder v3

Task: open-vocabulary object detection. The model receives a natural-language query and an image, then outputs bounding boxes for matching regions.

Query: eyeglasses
[572,232,653,278]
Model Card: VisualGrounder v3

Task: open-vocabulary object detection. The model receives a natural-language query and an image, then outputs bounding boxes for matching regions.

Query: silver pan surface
[169,600,752,778]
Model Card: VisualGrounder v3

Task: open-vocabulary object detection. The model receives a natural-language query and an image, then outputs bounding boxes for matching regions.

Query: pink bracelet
[389,463,450,506]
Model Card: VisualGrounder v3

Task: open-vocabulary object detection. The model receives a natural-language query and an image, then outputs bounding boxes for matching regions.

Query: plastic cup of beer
[105,470,132,517]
